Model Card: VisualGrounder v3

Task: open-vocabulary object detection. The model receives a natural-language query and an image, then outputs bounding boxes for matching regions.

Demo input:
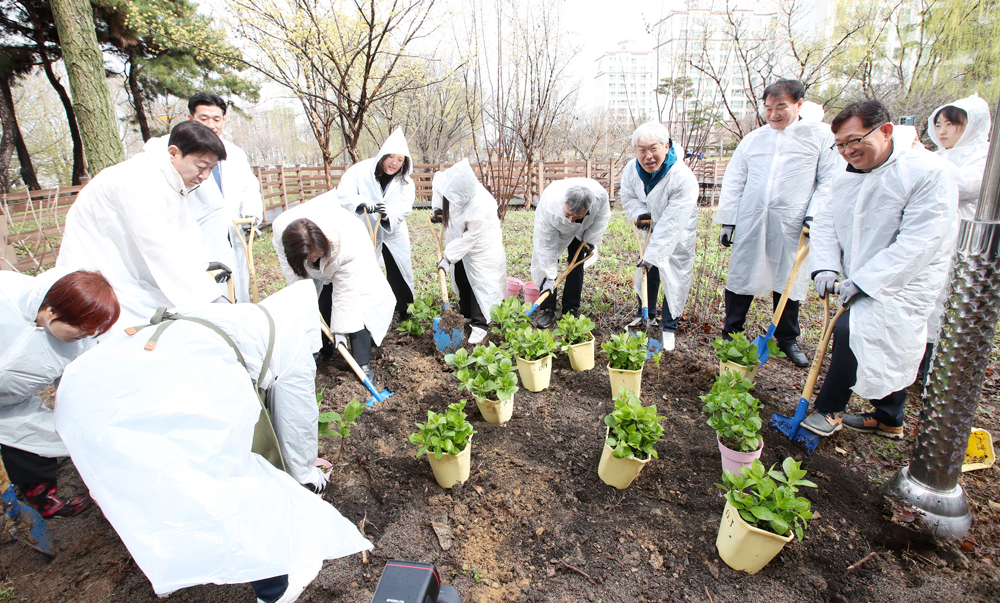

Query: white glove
[813,271,838,299]
[301,465,329,495]
[438,257,453,273]
[835,279,866,307]
[334,333,348,348]
[540,278,556,294]
[719,225,735,247]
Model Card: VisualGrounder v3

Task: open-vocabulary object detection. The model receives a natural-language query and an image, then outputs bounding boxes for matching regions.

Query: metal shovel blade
[752,323,778,366]
[360,377,393,408]
[432,317,464,354]
[770,398,822,455]
[1,484,55,556]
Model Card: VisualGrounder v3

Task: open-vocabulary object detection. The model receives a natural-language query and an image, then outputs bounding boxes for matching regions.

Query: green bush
[602,332,647,372]
[409,400,477,459]
[717,458,817,540]
[511,325,560,361]
[701,373,762,452]
[445,343,519,402]
[397,295,441,337]
[554,313,595,347]
[604,388,664,460]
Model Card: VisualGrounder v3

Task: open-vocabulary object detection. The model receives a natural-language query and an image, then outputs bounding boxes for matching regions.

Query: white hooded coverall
[530,177,611,286]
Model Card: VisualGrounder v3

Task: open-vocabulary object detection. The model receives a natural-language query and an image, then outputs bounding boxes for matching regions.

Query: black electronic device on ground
[370,560,462,603]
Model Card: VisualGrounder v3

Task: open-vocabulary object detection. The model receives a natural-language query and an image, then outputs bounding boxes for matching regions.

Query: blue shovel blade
[753,323,778,364]
[1,485,55,556]
[770,398,821,455]
[433,317,464,354]
[360,377,393,407]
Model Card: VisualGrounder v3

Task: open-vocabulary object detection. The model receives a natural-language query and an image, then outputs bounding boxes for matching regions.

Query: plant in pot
[408,400,478,489]
[555,313,596,371]
[489,297,531,353]
[715,457,817,574]
[511,325,560,392]
[702,373,763,472]
[598,388,664,489]
[601,331,648,397]
[445,344,520,424]
[711,333,784,381]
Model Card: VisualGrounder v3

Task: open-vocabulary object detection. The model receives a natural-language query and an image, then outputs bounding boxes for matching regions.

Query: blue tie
[212,164,222,193]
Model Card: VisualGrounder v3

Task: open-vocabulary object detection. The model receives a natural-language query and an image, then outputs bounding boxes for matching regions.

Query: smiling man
[800,100,959,439]
[715,79,841,367]
[57,121,229,332]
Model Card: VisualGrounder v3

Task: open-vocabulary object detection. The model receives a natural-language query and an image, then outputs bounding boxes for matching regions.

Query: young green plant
[602,331,648,372]
[489,297,531,352]
[604,388,665,460]
[701,373,762,453]
[554,313,596,346]
[318,398,365,462]
[717,457,817,540]
[712,333,784,368]
[512,325,560,361]
[397,295,441,337]
[408,400,478,459]
[444,343,519,402]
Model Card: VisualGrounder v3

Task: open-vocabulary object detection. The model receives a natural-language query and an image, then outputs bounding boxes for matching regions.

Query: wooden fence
[1,185,86,272]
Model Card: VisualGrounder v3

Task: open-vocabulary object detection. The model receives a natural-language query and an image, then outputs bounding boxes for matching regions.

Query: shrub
[554,313,595,347]
[445,343,519,402]
[602,331,647,372]
[409,400,477,459]
[512,325,560,361]
[604,388,664,460]
[701,373,762,452]
[397,295,441,337]
[717,458,817,540]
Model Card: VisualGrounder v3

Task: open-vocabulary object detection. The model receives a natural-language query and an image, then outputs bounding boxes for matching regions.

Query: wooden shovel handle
[800,295,846,401]
[427,215,450,307]
[771,227,810,330]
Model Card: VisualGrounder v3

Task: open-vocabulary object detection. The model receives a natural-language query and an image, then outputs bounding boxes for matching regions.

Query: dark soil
[438,309,466,331]
[3,319,999,603]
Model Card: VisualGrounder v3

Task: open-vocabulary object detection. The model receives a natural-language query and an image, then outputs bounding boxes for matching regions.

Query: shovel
[629,222,663,359]
[362,207,379,249]
[524,243,592,318]
[0,454,55,556]
[319,315,393,407]
[426,215,464,353]
[753,226,810,366]
[769,294,844,455]
[233,217,260,303]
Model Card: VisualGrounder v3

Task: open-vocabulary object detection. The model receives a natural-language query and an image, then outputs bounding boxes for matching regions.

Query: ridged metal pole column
[884,95,1000,539]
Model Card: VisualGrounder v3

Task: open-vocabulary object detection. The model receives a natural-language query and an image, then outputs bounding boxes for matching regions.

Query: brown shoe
[842,413,904,439]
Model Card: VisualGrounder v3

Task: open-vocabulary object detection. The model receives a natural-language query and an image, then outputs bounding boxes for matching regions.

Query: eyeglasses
[635,144,663,157]
[830,124,885,152]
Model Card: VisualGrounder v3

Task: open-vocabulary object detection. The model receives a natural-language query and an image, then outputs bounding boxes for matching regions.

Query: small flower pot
[476,395,514,425]
[718,436,764,474]
[523,281,540,304]
[608,363,643,398]
[719,360,757,382]
[425,436,473,489]
[516,355,553,392]
[716,500,793,574]
[566,334,595,371]
[597,430,652,489]
[506,276,523,299]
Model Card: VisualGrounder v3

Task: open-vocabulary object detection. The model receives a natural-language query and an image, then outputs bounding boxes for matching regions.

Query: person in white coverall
[529,178,611,328]
[0,268,119,518]
[272,194,396,382]
[715,79,841,367]
[801,100,959,440]
[57,120,231,332]
[917,94,993,383]
[430,160,507,345]
[185,92,264,303]
[55,281,370,603]
[337,128,416,321]
[619,121,699,352]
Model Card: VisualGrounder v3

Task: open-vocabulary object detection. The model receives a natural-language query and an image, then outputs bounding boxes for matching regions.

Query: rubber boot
[21,481,90,519]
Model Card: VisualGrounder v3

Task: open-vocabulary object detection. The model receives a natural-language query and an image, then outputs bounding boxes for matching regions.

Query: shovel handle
[771,228,810,331]
[319,314,379,392]
[233,217,260,303]
[529,244,591,317]
[800,295,846,401]
[633,222,653,326]
[363,207,378,249]
[427,215,451,309]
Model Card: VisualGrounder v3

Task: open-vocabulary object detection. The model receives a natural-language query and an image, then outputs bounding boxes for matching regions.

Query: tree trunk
[38,52,86,185]
[0,76,41,190]
[127,49,151,142]
[49,0,125,177]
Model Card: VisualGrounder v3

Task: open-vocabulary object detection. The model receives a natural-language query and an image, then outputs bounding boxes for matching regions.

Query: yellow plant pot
[597,441,652,489]
[963,428,996,472]
[719,360,758,382]
[716,500,793,574]
[566,334,595,371]
[517,355,553,392]
[476,394,514,425]
[425,437,473,489]
[608,363,643,398]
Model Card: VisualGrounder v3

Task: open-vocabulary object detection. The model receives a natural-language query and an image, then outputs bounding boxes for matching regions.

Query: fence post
[609,160,616,202]
[279,165,289,210]
[586,160,592,179]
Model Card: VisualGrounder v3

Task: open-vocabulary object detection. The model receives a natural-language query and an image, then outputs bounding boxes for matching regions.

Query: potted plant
[555,313,596,371]
[408,400,478,489]
[445,344,519,424]
[511,325,560,392]
[601,332,648,397]
[716,458,817,574]
[711,333,785,382]
[598,389,664,489]
[702,373,764,472]
[489,297,531,354]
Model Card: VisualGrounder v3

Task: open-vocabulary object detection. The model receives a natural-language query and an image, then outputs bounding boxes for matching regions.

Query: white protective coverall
[144,136,264,302]
[530,178,611,286]
[56,146,220,332]
[272,193,395,345]
[715,119,841,300]
[54,281,371,595]
[0,268,91,457]
[809,136,959,399]
[431,160,507,322]
[620,155,700,319]
[337,128,416,300]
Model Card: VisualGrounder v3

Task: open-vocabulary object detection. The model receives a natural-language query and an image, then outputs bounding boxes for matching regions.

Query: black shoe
[535,308,555,328]
[360,364,376,382]
[778,340,809,367]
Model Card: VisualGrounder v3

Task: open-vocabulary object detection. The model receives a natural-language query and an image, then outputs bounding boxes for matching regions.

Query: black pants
[722,289,800,344]
[251,575,288,603]
[319,284,374,365]
[539,238,585,315]
[0,444,58,485]
[636,265,679,332]
[382,246,412,319]
[454,260,487,328]
[813,308,907,427]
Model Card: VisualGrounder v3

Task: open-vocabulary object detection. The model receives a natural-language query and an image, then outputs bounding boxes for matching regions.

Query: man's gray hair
[565,186,594,214]
[631,121,671,148]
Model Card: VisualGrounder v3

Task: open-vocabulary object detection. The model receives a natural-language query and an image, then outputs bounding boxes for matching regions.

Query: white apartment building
[594,50,657,122]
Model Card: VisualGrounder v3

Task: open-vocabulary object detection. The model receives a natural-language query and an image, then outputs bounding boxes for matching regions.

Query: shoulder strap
[255,305,275,396]
[125,307,247,370]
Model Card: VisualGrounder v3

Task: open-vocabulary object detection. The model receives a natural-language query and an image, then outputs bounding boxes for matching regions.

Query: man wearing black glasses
[801,100,959,440]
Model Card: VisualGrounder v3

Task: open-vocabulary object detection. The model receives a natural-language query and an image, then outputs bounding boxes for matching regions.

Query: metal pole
[884,94,1000,539]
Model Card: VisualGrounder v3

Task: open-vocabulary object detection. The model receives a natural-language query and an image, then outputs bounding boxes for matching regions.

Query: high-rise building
[594,50,657,121]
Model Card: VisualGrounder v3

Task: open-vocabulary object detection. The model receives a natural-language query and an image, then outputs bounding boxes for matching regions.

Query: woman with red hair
[0,267,119,518]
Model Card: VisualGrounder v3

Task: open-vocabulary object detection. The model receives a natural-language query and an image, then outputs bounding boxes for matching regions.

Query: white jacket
[54,281,370,595]
[530,178,610,285]
[56,146,220,333]
[337,128,416,298]
[0,268,93,457]
[431,160,507,321]
[620,157,700,318]
[810,139,959,399]
[716,119,841,300]
[272,193,395,345]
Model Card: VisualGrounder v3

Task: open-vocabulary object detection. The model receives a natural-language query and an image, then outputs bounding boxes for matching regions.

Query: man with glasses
[715,79,841,367]
[801,100,958,439]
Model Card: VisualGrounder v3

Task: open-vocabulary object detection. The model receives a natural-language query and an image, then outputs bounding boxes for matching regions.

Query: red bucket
[506,277,523,298]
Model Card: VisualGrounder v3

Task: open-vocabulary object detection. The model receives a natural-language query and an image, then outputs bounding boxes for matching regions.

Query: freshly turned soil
[437,309,466,331]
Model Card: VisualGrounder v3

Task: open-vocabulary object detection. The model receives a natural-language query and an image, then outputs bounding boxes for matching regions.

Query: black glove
[356,202,377,214]
[636,213,652,230]
[719,225,735,247]
[431,208,443,224]
[636,258,654,272]
[578,242,594,258]
[803,216,813,237]
[374,202,388,217]
[207,261,232,283]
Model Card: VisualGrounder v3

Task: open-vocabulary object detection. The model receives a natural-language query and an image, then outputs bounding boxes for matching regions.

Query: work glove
[207,261,232,283]
[813,270,838,299]
[374,202,388,217]
[636,258,655,272]
[356,202,377,214]
[803,216,813,237]
[636,213,652,230]
[578,242,594,258]
[835,279,867,308]
[540,278,556,294]
[719,225,735,247]
[334,333,348,349]
[301,466,329,495]
[212,295,232,304]
[437,257,453,273]
[430,208,443,224]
